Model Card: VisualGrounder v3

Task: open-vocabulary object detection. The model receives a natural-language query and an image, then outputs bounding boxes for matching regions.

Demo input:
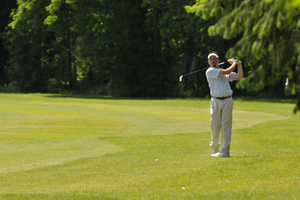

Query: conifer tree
[188,0,300,112]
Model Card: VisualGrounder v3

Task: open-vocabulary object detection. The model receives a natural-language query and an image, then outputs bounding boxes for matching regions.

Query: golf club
[179,60,241,82]
[179,61,225,82]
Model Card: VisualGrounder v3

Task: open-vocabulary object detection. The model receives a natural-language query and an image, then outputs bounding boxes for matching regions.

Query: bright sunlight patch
[232,110,289,130]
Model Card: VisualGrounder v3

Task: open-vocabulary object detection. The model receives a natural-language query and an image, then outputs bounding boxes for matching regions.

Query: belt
[212,96,232,100]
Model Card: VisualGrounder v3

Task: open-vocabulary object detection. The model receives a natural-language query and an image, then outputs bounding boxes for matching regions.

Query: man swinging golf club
[206,51,243,157]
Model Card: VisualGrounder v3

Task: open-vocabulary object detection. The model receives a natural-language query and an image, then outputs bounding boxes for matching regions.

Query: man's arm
[232,62,244,80]
[218,58,237,76]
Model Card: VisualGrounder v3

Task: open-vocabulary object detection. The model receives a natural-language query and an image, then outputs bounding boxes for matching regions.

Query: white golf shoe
[211,152,230,157]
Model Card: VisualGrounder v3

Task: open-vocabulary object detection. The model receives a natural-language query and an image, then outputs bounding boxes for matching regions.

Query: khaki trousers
[210,97,234,154]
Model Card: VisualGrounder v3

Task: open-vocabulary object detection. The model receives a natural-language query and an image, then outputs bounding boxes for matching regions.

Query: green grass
[0,93,299,199]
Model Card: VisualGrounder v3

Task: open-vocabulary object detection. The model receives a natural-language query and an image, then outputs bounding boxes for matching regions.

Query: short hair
[208,51,220,59]
[209,51,218,55]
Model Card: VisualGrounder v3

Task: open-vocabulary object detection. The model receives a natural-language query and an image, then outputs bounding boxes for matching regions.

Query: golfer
[205,51,243,157]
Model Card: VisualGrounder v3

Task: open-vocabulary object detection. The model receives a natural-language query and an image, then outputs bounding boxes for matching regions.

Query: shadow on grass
[44,93,297,104]
[233,96,297,104]
[44,93,169,101]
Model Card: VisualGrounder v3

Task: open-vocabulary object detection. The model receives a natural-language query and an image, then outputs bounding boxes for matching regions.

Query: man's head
[208,51,220,68]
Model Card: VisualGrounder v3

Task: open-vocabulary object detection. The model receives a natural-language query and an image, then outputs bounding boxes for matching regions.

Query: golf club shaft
[179,60,241,82]
[181,61,226,77]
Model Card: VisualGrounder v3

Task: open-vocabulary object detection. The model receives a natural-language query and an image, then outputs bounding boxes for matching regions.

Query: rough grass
[0,94,299,199]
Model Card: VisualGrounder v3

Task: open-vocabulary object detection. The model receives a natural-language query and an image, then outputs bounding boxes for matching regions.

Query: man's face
[208,56,219,68]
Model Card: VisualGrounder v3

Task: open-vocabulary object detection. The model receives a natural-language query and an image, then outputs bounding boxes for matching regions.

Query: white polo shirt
[206,67,236,97]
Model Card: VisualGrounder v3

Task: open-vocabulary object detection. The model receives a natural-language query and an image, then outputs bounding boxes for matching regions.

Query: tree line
[1,0,220,97]
[0,0,299,110]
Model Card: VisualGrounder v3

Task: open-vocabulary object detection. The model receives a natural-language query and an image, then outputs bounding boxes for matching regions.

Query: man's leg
[220,98,234,155]
[210,99,221,153]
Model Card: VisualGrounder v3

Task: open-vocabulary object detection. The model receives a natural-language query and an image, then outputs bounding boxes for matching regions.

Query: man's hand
[227,58,236,64]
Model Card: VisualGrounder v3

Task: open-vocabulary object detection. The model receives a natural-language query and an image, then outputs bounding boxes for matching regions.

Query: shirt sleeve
[229,72,236,82]
[206,68,220,79]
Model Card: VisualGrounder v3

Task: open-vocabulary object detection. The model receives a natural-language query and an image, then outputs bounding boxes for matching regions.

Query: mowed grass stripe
[0,138,123,174]
[0,94,299,199]
[0,95,289,140]
[1,128,299,198]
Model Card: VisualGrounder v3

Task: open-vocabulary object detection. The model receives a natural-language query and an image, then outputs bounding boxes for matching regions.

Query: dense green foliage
[188,0,300,112]
[0,1,17,85]
[1,0,299,108]
[3,0,227,97]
